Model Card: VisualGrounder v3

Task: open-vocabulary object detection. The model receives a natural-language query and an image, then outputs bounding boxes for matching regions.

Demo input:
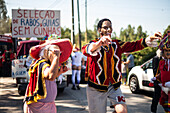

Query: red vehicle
[0,35,16,77]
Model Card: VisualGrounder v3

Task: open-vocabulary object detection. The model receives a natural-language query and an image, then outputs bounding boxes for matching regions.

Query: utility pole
[85,0,87,43]
[77,0,81,50]
[71,0,75,44]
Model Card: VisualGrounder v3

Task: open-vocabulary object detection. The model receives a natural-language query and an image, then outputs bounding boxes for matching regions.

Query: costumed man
[23,38,72,113]
[82,18,162,113]
[154,31,170,113]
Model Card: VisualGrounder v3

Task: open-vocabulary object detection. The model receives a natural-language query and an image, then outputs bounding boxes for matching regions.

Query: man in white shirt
[71,45,84,90]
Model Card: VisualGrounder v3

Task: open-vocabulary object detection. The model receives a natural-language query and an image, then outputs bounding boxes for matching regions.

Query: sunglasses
[101,26,112,30]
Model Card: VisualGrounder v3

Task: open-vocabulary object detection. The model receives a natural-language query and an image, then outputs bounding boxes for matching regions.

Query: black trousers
[151,81,161,112]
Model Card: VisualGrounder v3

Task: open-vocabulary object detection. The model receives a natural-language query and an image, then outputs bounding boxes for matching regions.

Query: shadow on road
[56,84,88,113]
[0,77,24,113]
[122,87,164,113]
[136,90,154,97]
[0,82,17,88]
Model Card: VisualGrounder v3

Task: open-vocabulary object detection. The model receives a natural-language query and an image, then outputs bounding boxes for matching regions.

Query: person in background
[121,59,127,85]
[124,53,135,72]
[1,47,6,77]
[150,49,162,113]
[0,55,3,76]
[9,49,15,61]
[23,39,72,113]
[82,18,162,113]
[2,49,14,77]
[71,44,85,90]
[0,46,4,77]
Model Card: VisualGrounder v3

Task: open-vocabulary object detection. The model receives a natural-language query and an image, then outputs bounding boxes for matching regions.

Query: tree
[136,25,142,40]
[93,18,99,39]
[61,27,71,39]
[119,25,157,65]
[0,0,7,20]
[76,29,97,48]
[74,19,100,48]
[111,31,118,39]
[0,0,11,34]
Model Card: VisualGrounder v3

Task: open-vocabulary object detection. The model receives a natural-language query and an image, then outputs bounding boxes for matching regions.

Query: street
[0,77,164,113]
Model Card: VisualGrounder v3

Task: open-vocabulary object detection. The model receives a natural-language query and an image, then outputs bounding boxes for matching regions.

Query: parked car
[127,58,154,93]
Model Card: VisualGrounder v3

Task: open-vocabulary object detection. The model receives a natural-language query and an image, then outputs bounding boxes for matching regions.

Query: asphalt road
[0,77,164,113]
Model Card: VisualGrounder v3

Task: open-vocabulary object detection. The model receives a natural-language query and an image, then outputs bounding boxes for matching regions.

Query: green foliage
[74,18,100,48]
[120,24,155,65]
[0,0,7,20]
[132,47,157,65]
[61,27,71,39]
[93,18,99,38]
[0,0,11,34]
[75,29,98,48]
[0,17,11,34]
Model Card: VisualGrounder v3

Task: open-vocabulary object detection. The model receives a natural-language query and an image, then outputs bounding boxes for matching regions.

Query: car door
[142,60,154,87]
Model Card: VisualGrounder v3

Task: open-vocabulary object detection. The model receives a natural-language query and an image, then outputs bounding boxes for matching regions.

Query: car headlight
[19,78,28,83]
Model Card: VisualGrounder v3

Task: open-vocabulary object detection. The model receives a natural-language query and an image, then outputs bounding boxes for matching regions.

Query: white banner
[12,9,61,37]
[12,59,27,78]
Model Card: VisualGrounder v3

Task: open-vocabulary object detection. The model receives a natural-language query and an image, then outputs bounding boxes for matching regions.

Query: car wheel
[18,90,25,96]
[18,84,26,96]
[129,76,139,93]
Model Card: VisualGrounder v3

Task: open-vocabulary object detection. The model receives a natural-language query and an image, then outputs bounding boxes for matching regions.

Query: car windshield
[17,40,40,58]
[141,59,153,69]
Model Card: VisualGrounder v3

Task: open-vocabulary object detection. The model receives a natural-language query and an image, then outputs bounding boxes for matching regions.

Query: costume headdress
[30,34,73,63]
[42,34,60,40]
[158,30,170,71]
[159,30,170,50]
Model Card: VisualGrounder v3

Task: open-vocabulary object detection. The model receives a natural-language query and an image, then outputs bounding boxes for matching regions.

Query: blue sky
[5,0,170,36]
